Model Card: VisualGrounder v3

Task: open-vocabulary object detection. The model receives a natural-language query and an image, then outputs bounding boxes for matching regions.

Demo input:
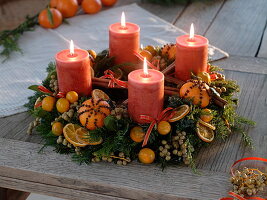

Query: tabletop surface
[0,0,267,199]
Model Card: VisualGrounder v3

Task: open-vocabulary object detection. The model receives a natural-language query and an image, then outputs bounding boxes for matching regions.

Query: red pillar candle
[175,24,209,81]
[128,58,164,123]
[109,12,140,72]
[55,40,92,96]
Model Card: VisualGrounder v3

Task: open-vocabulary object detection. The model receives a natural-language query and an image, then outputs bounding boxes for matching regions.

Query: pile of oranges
[38,0,117,29]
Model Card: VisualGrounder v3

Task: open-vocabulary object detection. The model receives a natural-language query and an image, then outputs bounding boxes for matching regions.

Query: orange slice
[196,122,214,142]
[198,119,216,130]
[75,127,103,145]
[169,105,190,122]
[63,123,88,147]
[92,89,110,101]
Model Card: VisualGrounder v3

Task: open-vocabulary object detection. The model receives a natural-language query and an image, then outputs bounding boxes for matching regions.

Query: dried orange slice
[92,89,110,101]
[169,105,190,122]
[76,127,103,145]
[63,123,88,147]
[198,119,216,130]
[196,122,214,143]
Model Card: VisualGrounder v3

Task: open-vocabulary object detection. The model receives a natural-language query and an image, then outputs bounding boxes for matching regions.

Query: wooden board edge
[0,137,230,200]
[212,56,267,74]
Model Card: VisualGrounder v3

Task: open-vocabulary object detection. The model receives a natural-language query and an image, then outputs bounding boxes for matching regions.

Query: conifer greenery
[25,52,255,170]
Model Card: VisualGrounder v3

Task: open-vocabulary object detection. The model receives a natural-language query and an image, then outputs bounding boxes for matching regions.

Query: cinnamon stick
[161,61,175,75]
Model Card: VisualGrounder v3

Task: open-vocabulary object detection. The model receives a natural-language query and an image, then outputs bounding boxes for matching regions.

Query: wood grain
[213,56,267,74]
[174,0,225,35]
[0,138,232,200]
[0,56,267,199]
[205,0,267,56]
[257,25,267,58]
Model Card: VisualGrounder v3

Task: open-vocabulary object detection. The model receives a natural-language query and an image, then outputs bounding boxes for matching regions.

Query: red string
[37,86,65,98]
[100,70,127,88]
[133,51,158,70]
[139,107,174,147]
[220,157,267,200]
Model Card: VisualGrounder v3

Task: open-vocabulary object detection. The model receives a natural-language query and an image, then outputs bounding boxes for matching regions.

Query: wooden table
[0,0,267,199]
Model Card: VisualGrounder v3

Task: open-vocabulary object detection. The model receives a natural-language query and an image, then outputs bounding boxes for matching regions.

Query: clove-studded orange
[180,80,210,108]
[78,98,111,130]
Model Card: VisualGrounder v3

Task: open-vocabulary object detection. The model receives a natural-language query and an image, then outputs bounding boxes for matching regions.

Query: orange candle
[128,58,164,123]
[175,24,209,81]
[109,12,140,72]
[55,40,92,96]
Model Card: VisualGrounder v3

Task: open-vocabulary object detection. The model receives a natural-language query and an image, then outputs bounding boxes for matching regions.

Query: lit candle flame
[140,44,144,49]
[143,57,148,76]
[189,23,194,40]
[121,12,126,28]
[70,40,74,55]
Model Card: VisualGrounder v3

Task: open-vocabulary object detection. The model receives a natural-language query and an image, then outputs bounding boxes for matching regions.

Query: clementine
[50,0,58,8]
[78,98,111,130]
[57,0,79,18]
[138,148,155,164]
[179,81,210,108]
[38,8,63,29]
[101,0,117,7]
[130,126,145,143]
[82,0,102,14]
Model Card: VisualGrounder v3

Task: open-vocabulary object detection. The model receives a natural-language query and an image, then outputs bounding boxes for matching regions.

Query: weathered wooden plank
[0,112,42,144]
[0,176,128,200]
[0,138,233,200]
[213,56,267,74]
[115,0,185,24]
[174,0,225,35]
[205,0,267,56]
[257,25,267,58]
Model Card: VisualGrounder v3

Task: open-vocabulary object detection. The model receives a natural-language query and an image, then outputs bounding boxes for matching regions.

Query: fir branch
[0,14,39,61]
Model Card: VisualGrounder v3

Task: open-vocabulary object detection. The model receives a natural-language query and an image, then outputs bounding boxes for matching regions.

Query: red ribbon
[220,157,267,200]
[139,107,174,147]
[37,86,65,98]
[134,51,158,70]
[100,70,127,88]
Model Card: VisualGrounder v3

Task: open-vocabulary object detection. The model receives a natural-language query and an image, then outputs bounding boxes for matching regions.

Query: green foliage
[25,51,255,171]
[0,14,39,61]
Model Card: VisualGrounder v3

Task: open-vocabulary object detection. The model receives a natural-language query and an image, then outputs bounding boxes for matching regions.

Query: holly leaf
[104,115,118,132]
[47,7,54,26]
[28,85,39,92]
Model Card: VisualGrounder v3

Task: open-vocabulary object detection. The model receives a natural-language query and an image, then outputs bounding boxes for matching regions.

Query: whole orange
[78,98,111,130]
[130,126,145,143]
[101,0,117,6]
[38,8,63,29]
[138,148,155,164]
[56,98,70,113]
[179,81,210,108]
[57,0,79,18]
[50,0,58,8]
[66,91,79,103]
[52,122,63,136]
[82,0,102,14]
[42,96,56,111]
